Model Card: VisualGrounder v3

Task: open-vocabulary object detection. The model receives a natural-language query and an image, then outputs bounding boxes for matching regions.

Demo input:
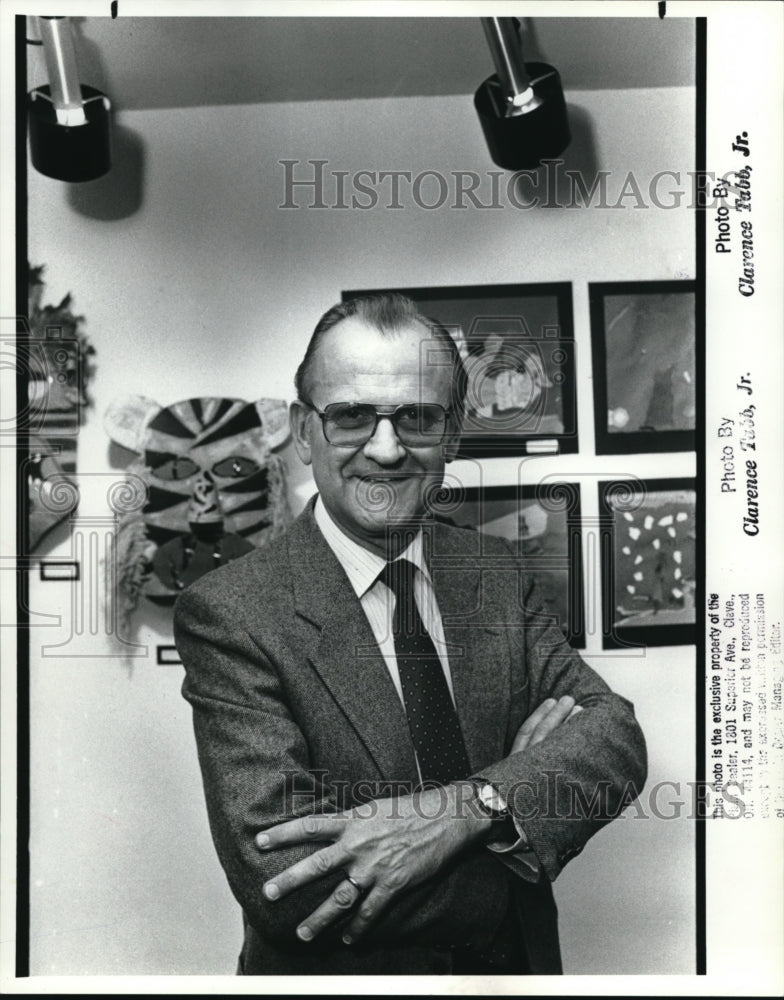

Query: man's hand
[256,783,489,945]
[511,695,583,754]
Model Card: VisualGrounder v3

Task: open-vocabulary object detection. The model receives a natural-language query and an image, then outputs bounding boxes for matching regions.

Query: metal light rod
[38,15,87,125]
[481,17,535,113]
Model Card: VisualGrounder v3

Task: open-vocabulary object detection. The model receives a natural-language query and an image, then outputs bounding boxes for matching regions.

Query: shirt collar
[313,495,430,599]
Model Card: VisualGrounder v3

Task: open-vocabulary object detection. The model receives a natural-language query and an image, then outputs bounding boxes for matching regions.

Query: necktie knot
[379,558,416,596]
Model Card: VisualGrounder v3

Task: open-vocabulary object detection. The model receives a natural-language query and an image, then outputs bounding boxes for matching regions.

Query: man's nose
[362,415,406,464]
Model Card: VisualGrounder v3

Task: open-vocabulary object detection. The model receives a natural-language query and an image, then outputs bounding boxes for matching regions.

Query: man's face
[290,317,458,554]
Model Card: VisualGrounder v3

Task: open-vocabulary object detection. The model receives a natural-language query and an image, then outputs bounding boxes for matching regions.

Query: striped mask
[105,394,291,616]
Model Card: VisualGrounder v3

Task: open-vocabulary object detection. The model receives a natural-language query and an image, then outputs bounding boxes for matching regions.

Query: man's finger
[527,695,576,747]
[263,843,348,902]
[511,698,557,753]
[294,875,372,943]
[342,883,396,944]
[256,813,345,851]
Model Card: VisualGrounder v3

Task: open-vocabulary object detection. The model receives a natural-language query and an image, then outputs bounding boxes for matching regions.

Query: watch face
[479,783,508,815]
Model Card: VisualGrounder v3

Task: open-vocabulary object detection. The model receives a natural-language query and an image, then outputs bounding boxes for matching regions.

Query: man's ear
[289,399,314,466]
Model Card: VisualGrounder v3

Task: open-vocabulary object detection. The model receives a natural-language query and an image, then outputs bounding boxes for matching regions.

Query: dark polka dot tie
[380,559,470,786]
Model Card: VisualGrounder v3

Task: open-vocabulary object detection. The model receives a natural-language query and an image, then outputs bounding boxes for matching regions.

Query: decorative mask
[104,394,291,627]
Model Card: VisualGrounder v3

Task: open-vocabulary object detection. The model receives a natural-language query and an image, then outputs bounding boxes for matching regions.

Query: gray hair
[294,292,467,416]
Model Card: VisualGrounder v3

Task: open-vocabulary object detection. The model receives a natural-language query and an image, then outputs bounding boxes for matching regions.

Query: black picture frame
[599,477,696,648]
[589,280,696,454]
[431,481,584,648]
[156,645,183,666]
[39,560,80,582]
[343,283,577,457]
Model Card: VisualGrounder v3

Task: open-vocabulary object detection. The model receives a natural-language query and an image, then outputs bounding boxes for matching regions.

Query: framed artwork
[432,481,584,648]
[589,280,696,454]
[599,478,696,648]
[343,283,578,457]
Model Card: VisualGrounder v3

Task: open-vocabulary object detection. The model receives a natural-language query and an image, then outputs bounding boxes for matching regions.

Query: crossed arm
[257,697,582,945]
[175,576,646,953]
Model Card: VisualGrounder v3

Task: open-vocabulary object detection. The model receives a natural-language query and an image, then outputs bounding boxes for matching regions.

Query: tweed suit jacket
[174,498,647,975]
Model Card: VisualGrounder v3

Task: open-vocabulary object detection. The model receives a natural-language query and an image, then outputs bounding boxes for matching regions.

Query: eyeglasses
[305,401,453,448]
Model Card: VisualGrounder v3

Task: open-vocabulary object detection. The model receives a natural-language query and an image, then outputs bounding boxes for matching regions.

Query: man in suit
[174,292,647,976]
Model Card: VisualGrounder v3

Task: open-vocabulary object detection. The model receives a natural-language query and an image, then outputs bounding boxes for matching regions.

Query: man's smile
[355,473,415,480]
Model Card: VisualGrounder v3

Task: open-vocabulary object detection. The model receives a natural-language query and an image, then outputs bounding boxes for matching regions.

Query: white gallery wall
[27,82,696,975]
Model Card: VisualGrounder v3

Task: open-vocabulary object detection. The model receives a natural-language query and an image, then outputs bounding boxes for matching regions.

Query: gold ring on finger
[345,874,365,896]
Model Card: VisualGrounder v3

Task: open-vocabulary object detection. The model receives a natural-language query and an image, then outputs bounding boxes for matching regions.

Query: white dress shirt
[314,495,455,710]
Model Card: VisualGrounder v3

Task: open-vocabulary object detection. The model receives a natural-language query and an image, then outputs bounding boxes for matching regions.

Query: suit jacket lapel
[285,502,420,784]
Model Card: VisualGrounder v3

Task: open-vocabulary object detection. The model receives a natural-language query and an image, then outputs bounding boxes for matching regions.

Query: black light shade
[474,63,571,171]
[28,84,111,182]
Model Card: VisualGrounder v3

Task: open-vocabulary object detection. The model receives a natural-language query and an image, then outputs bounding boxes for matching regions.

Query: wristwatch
[470,780,510,820]
[469,780,521,846]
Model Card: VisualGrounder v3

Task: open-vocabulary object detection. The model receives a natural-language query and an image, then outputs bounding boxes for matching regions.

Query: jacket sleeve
[174,581,511,953]
[474,562,648,883]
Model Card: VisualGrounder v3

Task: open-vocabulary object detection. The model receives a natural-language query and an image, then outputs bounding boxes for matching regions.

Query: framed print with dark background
[431,481,584,648]
[600,477,696,649]
[344,283,577,458]
[590,280,696,454]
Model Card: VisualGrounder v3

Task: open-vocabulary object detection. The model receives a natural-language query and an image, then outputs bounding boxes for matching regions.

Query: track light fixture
[475,17,570,170]
[28,16,111,182]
